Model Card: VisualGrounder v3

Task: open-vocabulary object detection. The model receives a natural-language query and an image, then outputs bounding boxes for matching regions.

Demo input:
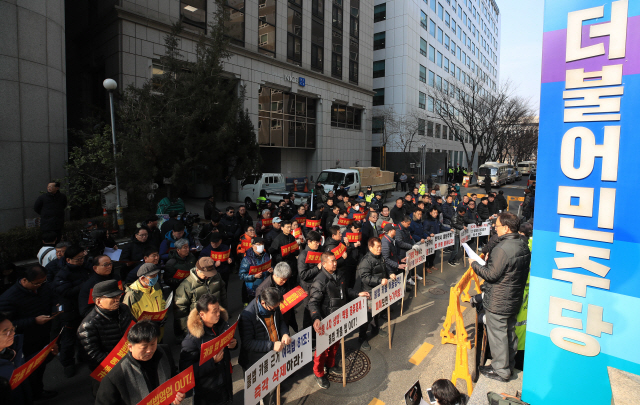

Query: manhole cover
[326,350,371,383]
[424,279,436,285]
[429,288,446,295]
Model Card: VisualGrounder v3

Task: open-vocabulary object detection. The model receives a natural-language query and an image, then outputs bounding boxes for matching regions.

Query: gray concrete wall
[0,0,67,232]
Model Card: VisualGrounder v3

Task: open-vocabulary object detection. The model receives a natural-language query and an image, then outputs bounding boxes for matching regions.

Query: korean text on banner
[304,251,322,264]
[346,232,361,242]
[292,227,302,239]
[199,319,239,366]
[460,228,471,244]
[353,213,366,221]
[433,231,455,250]
[424,238,435,256]
[305,219,320,228]
[280,241,299,257]
[10,335,60,389]
[406,246,426,270]
[261,218,273,227]
[137,365,195,405]
[210,249,231,262]
[172,269,190,280]
[243,328,312,405]
[468,223,490,238]
[280,286,308,314]
[294,217,306,226]
[331,243,347,259]
[316,296,368,354]
[137,308,169,322]
[90,321,135,381]
[372,273,404,316]
[337,217,353,226]
[249,260,272,276]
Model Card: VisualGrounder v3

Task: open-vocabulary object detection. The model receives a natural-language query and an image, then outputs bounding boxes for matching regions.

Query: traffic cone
[303,178,309,192]
[103,208,107,217]
[293,180,298,192]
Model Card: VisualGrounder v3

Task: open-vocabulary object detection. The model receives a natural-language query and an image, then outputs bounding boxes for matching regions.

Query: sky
[498,0,545,114]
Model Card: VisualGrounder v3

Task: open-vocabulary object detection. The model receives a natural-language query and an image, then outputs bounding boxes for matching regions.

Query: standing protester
[423,206,441,273]
[78,255,120,317]
[380,224,408,279]
[119,227,151,263]
[390,199,406,224]
[394,172,400,191]
[357,238,394,350]
[45,241,70,282]
[203,195,220,221]
[159,222,191,261]
[377,206,394,228]
[144,215,162,250]
[123,264,166,340]
[297,231,323,331]
[484,173,492,195]
[164,239,197,292]
[175,257,228,336]
[199,232,233,290]
[269,220,298,280]
[395,216,420,285]
[448,206,468,266]
[95,321,184,405]
[399,173,408,192]
[180,294,236,405]
[442,195,455,227]
[239,237,272,306]
[470,212,530,382]
[236,225,256,259]
[37,231,58,267]
[514,222,533,370]
[236,206,254,234]
[0,265,58,400]
[256,262,298,332]
[77,280,135,396]
[496,190,508,212]
[487,194,499,216]
[255,209,273,237]
[309,253,370,388]
[33,181,67,241]
[408,175,416,192]
[361,211,379,255]
[324,226,354,285]
[54,245,91,377]
[238,288,291,405]
[265,217,283,249]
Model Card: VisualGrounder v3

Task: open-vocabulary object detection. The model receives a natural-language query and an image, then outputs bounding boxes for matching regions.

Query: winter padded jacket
[122,280,165,341]
[238,297,289,370]
[33,192,67,232]
[423,216,441,236]
[450,213,466,234]
[269,232,298,276]
[54,264,92,324]
[163,250,197,289]
[308,267,358,322]
[381,234,402,274]
[477,203,490,221]
[77,304,136,370]
[357,252,389,295]
[442,202,455,225]
[297,246,322,293]
[174,270,227,334]
[119,236,149,263]
[394,224,415,258]
[471,233,531,316]
[179,308,234,405]
[238,248,271,294]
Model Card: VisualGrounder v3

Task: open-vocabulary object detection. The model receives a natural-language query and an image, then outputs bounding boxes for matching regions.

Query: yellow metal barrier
[506,196,524,211]
[467,193,486,198]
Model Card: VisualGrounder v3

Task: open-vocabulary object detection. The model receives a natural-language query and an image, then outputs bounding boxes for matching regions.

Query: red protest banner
[304,251,322,264]
[210,249,231,262]
[305,219,320,228]
[294,217,306,226]
[381,220,391,229]
[249,260,271,276]
[353,212,366,221]
[88,280,123,304]
[331,243,347,259]
[261,218,273,227]
[292,227,302,239]
[90,321,135,381]
[199,320,238,366]
[241,239,252,250]
[137,365,195,405]
[337,217,353,226]
[10,335,59,389]
[279,286,308,314]
[346,232,361,242]
[280,241,299,257]
[137,308,169,322]
[172,269,190,280]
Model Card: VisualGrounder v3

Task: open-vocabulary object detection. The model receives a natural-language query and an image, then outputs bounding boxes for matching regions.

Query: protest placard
[138,292,172,321]
[330,243,347,259]
[305,219,320,228]
[199,319,238,365]
[279,286,308,314]
[304,251,322,264]
[424,238,435,256]
[433,231,455,250]
[337,217,353,226]
[406,246,426,270]
[353,212,366,221]
[138,365,195,405]
[346,232,361,242]
[280,241,299,257]
[171,269,190,280]
[468,222,491,238]
[316,296,368,354]
[294,217,306,226]
[249,260,272,276]
[372,273,404,316]
[90,321,135,381]
[292,227,302,239]
[10,335,60,389]
[210,249,231,261]
[460,228,471,244]
[243,328,312,405]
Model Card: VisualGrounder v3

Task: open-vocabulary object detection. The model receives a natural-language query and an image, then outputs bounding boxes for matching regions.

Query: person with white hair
[255,262,298,332]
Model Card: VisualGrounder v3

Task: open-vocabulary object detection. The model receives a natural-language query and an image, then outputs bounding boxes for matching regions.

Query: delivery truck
[316,167,396,200]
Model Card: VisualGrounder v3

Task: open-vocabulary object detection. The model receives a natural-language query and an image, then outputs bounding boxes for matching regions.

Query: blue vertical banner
[523,1,640,404]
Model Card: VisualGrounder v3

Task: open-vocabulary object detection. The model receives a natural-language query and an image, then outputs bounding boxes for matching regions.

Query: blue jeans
[448,234,460,263]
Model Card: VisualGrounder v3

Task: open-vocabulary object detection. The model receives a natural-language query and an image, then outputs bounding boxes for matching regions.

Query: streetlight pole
[103,78,124,235]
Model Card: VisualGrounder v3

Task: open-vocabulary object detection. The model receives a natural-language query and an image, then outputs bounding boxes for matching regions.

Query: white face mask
[256,245,264,253]
[354,206,359,211]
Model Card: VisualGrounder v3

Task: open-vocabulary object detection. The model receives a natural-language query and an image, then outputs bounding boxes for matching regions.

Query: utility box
[100,185,128,210]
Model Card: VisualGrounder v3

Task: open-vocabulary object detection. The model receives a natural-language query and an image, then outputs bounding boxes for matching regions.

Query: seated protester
[0,265,58,400]
[357,238,395,350]
[84,221,118,258]
[297,231,323,330]
[376,206,394,228]
[175,258,228,337]
[164,239,197,292]
[201,213,221,239]
[423,207,442,273]
[37,231,59,267]
[292,205,309,236]
[448,206,468,266]
[465,200,481,226]
[477,197,491,222]
[236,225,256,259]
[431,378,468,405]
[159,222,192,261]
[265,217,283,250]
[343,221,362,289]
[236,206,254,234]
[238,237,272,305]
[95,321,184,405]
[268,221,299,281]
[123,264,166,340]
[238,288,291,405]
[179,294,236,405]
[77,280,135,395]
[256,263,298,332]
[255,209,273,237]
[78,255,120,317]
[144,215,163,250]
[45,241,70,283]
[160,210,181,236]
[332,209,349,235]
[199,232,233,290]
[124,247,160,286]
[119,227,151,263]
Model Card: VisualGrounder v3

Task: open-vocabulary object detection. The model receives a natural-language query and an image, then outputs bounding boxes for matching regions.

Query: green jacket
[174,269,228,334]
[515,237,532,350]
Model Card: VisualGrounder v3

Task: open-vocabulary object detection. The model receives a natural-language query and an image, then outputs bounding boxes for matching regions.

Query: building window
[373,60,385,78]
[437,51,442,67]
[428,45,435,62]
[258,86,317,148]
[444,57,449,72]
[258,0,275,56]
[374,32,386,50]
[312,0,324,18]
[373,88,385,106]
[448,126,454,140]
[349,0,359,84]
[428,96,434,111]
[331,103,363,130]
[332,30,343,79]
[437,2,443,19]
[445,11,450,26]
[223,0,246,45]
[311,12,324,71]
[181,0,207,33]
[372,116,384,133]
[445,34,450,50]
[333,0,343,30]
[419,65,426,83]
[418,119,426,135]
[430,0,436,12]
[419,92,426,109]
[287,3,303,66]
[420,37,427,56]
[443,126,448,140]
[374,3,386,22]
[350,0,359,39]
[428,70,435,86]
[429,19,436,37]
[435,123,441,138]
[421,11,427,30]
[436,74,442,89]
[427,121,434,137]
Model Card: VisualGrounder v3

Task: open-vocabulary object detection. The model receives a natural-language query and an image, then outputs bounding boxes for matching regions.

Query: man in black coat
[203,195,220,221]
[308,253,369,389]
[390,198,406,224]
[219,206,242,250]
[268,220,299,280]
[33,181,67,240]
[236,205,254,232]
[477,197,491,222]
[78,255,121,317]
[442,195,455,226]
[361,211,380,255]
[159,210,181,236]
[0,265,58,399]
[77,280,135,395]
[487,194,500,216]
[324,225,357,286]
[238,288,291,405]
[496,191,508,212]
[297,231,323,331]
[470,212,530,382]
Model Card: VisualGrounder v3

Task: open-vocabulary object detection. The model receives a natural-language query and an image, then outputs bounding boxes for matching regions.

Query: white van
[477,162,509,187]
[517,161,536,175]
[238,173,286,209]
[316,169,361,197]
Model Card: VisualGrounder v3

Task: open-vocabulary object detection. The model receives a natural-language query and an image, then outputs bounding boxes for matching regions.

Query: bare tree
[500,116,539,164]
[373,107,427,153]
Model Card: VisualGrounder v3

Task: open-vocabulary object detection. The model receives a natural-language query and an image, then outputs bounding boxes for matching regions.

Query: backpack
[487,392,529,405]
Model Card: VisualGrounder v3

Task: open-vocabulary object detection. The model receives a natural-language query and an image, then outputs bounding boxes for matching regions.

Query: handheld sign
[280,241,299,257]
[304,251,322,264]
[330,243,347,259]
[294,217,306,226]
[172,269,190,280]
[137,308,169,322]
[90,321,135,381]
[243,328,312,405]
[292,227,302,239]
[248,260,271,276]
[424,238,435,256]
[137,365,195,405]
[241,239,252,250]
[261,218,273,227]
[305,219,320,228]
[10,335,60,389]
[371,273,404,316]
[346,232,361,242]
[460,228,471,244]
[380,220,391,229]
[210,249,231,262]
[433,231,455,250]
[199,319,238,366]
[353,212,366,221]
[279,286,308,314]
[406,247,426,270]
[316,296,367,354]
[88,280,123,304]
[337,217,353,226]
